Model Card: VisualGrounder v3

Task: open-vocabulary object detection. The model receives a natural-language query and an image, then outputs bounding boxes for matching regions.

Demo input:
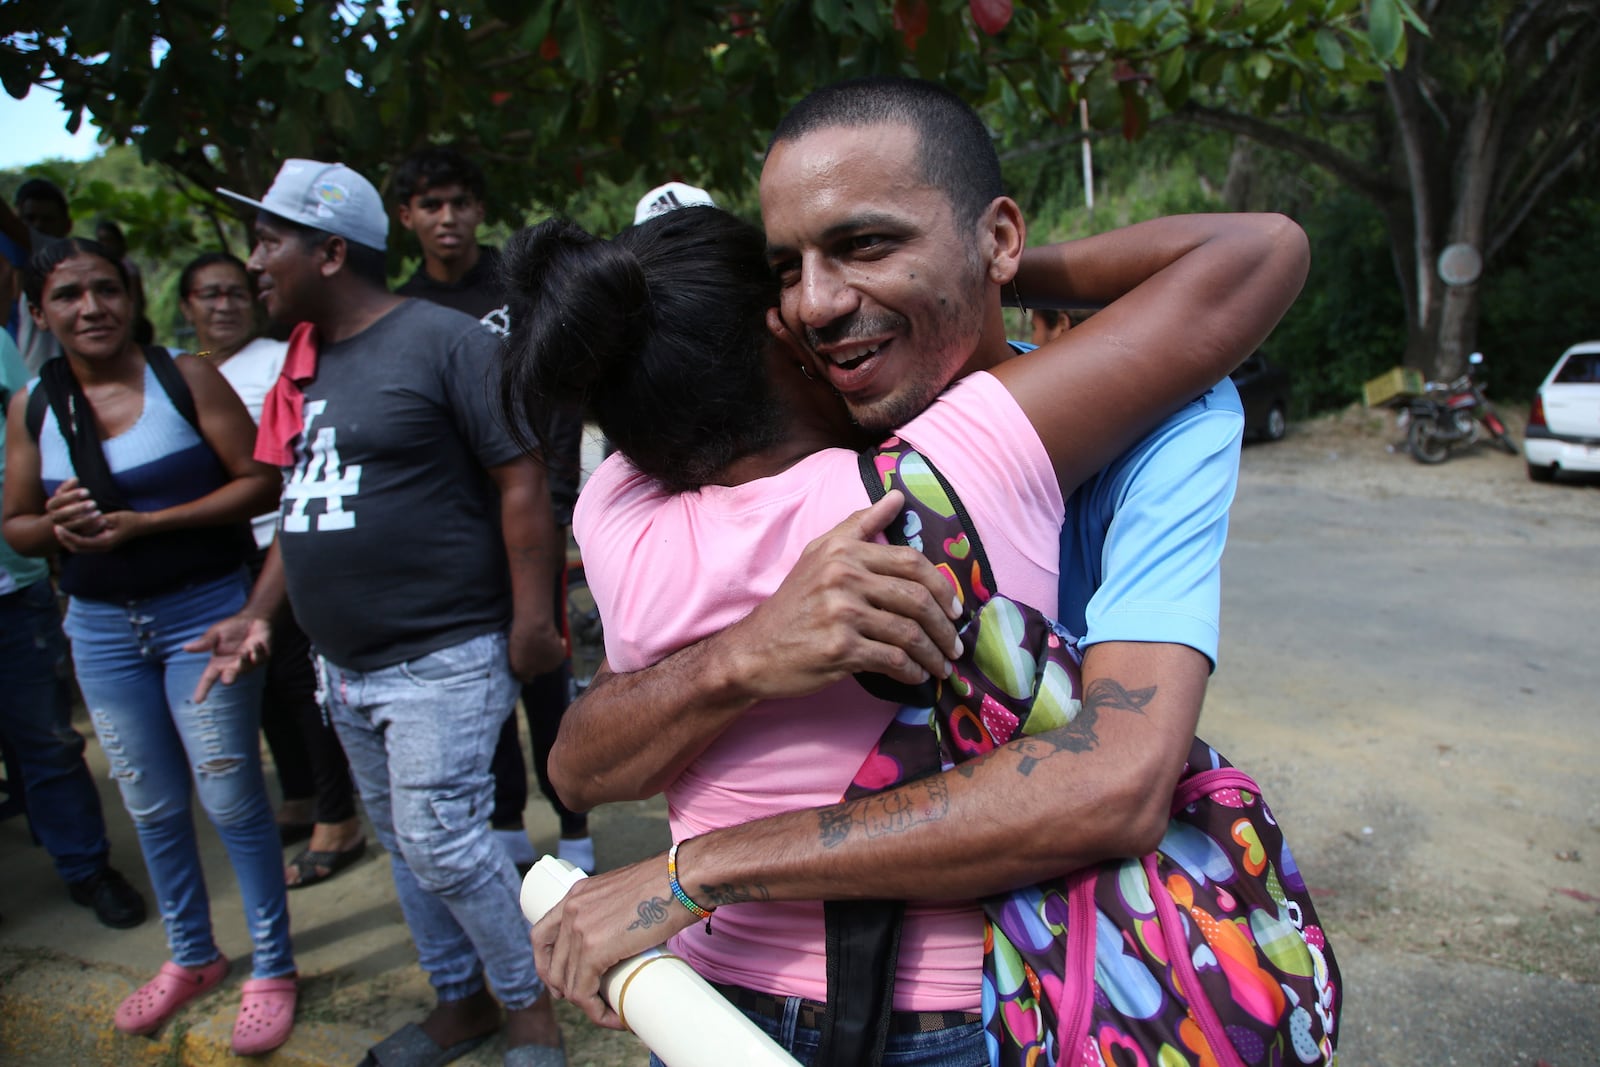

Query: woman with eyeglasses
[176,253,364,891]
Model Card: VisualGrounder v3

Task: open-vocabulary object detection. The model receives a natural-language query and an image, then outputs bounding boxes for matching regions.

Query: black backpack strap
[813,441,1005,1067]
[817,899,904,1067]
[37,357,132,513]
[144,346,202,432]
[26,377,48,441]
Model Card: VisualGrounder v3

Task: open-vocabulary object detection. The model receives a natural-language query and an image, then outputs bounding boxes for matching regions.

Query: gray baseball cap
[218,159,388,251]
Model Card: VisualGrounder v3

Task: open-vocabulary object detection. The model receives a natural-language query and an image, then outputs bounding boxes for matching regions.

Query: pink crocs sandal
[231,975,298,1056]
[114,956,230,1036]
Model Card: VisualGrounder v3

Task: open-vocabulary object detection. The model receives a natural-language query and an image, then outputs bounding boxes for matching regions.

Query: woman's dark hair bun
[499,207,783,493]
[501,218,653,406]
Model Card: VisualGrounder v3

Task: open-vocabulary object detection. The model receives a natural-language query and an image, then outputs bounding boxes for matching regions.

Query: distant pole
[1079,97,1094,223]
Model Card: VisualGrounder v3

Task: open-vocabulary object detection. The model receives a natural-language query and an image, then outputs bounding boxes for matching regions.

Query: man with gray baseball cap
[200,158,571,1065]
[218,159,390,252]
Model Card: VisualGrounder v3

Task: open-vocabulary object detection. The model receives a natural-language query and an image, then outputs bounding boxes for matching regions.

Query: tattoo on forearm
[1013,677,1156,774]
[697,882,771,908]
[815,679,1156,846]
[627,895,674,932]
[816,775,951,849]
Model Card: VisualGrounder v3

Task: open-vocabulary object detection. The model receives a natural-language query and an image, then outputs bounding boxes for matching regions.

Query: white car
[1525,341,1600,481]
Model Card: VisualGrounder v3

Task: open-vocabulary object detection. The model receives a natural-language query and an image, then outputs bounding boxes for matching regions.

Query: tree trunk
[1221,138,1258,211]
[1385,72,1504,382]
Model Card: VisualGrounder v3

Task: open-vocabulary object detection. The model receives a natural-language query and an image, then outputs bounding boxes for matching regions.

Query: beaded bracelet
[667,841,714,934]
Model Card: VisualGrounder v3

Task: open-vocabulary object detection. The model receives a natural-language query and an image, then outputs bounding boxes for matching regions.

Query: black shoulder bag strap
[813,442,1003,1067]
[38,357,131,513]
[817,898,904,1067]
[143,345,202,431]
[817,440,1020,1067]
[30,348,200,515]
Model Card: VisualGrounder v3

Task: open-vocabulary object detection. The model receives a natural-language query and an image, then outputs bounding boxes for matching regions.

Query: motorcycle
[1400,351,1519,464]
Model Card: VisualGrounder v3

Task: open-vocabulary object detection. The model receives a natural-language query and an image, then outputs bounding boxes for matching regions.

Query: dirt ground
[1206,402,1600,991]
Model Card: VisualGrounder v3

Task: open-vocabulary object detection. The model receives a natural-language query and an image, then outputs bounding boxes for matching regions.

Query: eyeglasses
[191,286,251,304]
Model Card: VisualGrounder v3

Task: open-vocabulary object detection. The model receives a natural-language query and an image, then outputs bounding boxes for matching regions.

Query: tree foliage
[2,1,1405,228]
[1175,0,1600,379]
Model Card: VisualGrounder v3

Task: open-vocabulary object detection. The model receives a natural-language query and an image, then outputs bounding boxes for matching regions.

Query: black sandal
[285,837,368,889]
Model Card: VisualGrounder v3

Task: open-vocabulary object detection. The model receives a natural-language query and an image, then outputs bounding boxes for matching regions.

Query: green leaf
[1,57,40,100]
[515,0,558,51]
[305,52,347,94]
[565,3,609,84]
[1314,28,1344,69]
[1195,48,1229,87]
[1060,22,1106,49]
[1156,26,1188,53]
[1243,0,1281,24]
[1157,47,1185,92]
[813,0,846,34]
[230,4,279,53]
[1368,0,1402,59]
[1161,63,1190,109]
[914,9,954,80]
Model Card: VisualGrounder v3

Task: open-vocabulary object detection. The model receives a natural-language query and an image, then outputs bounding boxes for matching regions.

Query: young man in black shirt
[394,147,594,877]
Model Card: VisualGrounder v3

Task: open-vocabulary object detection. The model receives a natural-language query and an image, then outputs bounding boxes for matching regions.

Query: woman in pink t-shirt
[498,204,1307,1054]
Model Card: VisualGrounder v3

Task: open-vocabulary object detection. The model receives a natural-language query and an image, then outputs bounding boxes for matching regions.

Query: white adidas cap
[633,181,716,226]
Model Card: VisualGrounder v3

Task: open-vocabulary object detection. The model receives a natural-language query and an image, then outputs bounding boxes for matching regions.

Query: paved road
[1205,445,1600,1067]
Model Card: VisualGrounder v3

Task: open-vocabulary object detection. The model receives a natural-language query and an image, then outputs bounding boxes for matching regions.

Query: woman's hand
[52,509,150,553]
[44,478,108,536]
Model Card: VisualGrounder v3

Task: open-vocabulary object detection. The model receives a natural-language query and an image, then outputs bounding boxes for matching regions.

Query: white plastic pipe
[521,856,802,1067]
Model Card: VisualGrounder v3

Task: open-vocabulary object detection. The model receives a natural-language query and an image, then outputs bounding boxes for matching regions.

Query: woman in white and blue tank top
[1,239,299,1055]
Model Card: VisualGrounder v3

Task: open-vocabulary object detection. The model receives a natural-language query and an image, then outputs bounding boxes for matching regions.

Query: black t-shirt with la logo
[276,299,527,671]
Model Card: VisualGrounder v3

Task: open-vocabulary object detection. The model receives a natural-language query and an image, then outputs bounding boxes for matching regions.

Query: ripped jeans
[64,571,293,979]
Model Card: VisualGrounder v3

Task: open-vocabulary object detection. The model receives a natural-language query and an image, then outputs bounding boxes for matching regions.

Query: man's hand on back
[721,488,963,701]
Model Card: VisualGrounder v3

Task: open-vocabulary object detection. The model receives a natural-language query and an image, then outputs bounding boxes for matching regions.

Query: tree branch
[1488,111,1600,260]
[1176,103,1400,202]
[1503,0,1597,55]
[1496,21,1600,168]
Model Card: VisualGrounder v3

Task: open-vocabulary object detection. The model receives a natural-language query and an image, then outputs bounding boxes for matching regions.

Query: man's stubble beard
[847,261,989,436]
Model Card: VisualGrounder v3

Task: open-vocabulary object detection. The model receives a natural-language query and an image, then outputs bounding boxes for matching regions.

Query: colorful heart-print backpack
[848,440,1341,1067]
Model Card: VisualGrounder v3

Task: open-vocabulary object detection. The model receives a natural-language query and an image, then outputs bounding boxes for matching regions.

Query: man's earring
[1011,280,1028,316]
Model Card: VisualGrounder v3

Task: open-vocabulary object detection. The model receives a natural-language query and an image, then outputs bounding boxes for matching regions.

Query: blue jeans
[320,631,542,1009]
[0,579,111,884]
[64,571,293,979]
[649,1000,989,1067]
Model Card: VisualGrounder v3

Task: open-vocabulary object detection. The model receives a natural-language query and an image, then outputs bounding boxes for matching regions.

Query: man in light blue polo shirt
[1053,360,1244,672]
[998,331,1243,669]
[0,330,147,929]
